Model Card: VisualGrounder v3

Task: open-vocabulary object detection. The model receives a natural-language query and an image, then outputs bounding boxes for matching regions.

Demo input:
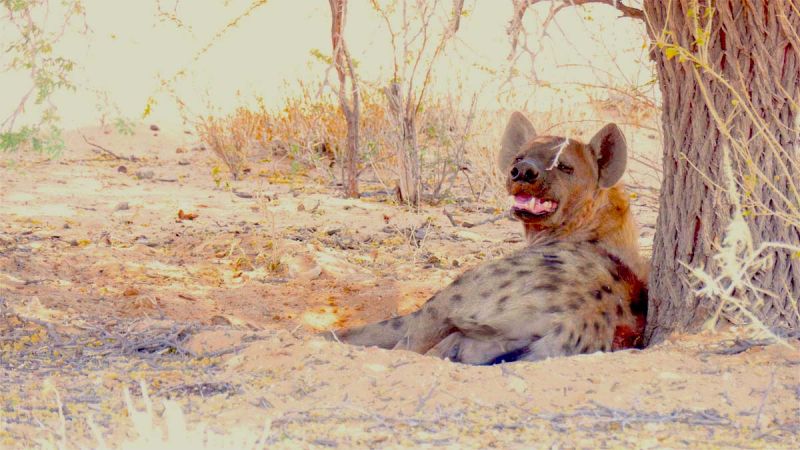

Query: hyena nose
[510,160,539,183]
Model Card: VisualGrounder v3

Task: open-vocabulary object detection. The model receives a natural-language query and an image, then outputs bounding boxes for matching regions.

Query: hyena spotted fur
[324,112,649,364]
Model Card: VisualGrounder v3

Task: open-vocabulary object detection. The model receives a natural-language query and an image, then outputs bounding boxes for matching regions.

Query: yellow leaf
[664,47,680,60]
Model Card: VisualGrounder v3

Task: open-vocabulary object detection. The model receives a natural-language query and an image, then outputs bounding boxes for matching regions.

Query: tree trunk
[329,0,360,198]
[384,82,421,206]
[343,112,359,197]
[645,1,800,343]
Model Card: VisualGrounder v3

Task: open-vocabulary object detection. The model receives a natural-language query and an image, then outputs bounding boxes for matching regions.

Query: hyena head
[498,111,629,241]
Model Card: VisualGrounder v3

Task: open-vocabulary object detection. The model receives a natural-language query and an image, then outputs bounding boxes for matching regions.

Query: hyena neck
[525,185,648,279]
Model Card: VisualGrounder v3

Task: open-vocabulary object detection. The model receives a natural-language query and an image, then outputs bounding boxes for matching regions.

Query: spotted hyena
[324,112,648,364]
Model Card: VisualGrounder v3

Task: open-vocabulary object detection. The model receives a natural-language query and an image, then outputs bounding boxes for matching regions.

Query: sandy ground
[1,124,798,449]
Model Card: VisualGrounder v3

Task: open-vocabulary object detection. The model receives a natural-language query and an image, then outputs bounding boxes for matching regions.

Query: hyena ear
[589,123,627,188]
[498,111,536,172]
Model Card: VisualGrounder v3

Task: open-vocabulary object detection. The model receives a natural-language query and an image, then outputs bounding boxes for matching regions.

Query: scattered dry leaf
[177,209,199,221]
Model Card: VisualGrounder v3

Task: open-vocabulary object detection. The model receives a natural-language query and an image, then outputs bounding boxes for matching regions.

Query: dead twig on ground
[443,208,507,228]
[81,135,137,161]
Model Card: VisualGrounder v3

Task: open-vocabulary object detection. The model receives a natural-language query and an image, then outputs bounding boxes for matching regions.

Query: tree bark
[329,0,360,198]
[644,1,800,343]
[384,82,421,206]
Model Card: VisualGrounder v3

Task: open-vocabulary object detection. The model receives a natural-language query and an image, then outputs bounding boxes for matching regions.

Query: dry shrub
[200,86,611,211]
[196,110,265,180]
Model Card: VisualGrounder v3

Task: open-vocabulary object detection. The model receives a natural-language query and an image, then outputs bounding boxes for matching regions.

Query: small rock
[178,159,190,165]
[176,147,187,154]
[149,124,160,131]
[134,236,158,247]
[285,254,322,281]
[209,315,232,326]
[114,202,130,211]
[191,145,206,152]
[117,165,128,174]
[135,169,155,180]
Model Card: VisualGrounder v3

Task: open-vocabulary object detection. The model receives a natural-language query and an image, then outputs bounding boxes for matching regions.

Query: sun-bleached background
[1,0,651,129]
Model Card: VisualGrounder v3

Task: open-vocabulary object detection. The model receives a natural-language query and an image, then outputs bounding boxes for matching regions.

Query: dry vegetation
[2,1,799,449]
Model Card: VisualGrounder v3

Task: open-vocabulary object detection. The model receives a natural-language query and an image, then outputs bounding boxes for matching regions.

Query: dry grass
[196,83,501,204]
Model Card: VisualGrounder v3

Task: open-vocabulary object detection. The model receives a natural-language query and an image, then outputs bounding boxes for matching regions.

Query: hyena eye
[557,162,574,174]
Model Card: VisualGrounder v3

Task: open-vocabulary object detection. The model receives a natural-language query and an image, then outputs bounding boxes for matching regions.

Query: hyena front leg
[425,332,536,364]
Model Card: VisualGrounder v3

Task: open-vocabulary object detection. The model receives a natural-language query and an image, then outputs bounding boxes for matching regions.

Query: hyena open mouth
[512,194,559,220]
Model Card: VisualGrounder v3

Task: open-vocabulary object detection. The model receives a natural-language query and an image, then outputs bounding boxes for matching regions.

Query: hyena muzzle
[322,111,648,364]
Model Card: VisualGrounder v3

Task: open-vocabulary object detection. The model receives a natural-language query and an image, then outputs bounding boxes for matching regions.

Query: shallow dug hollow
[1,311,798,448]
[0,126,797,448]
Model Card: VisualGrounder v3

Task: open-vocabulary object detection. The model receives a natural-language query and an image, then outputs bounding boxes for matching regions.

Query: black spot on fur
[575,333,583,348]
[582,321,589,332]
[592,290,603,300]
[611,272,621,282]
[546,305,564,314]
[562,343,573,354]
[533,284,559,293]
[541,258,564,268]
[581,344,591,354]
[569,299,582,310]
[567,330,575,343]
[548,275,564,285]
[496,296,510,313]
[450,294,463,303]
[390,317,404,330]
[616,304,624,317]
[492,267,510,276]
[602,285,612,294]
[481,291,491,298]
[601,310,612,325]
[516,269,533,276]
[499,280,512,289]
[593,321,601,334]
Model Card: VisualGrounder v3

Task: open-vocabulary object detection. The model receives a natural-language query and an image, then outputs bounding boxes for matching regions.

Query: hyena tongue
[514,195,556,215]
[514,194,533,208]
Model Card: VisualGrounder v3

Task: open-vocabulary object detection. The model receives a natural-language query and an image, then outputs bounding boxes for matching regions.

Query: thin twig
[81,135,136,161]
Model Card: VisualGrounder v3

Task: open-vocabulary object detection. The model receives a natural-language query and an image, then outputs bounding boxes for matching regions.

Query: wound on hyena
[323,111,649,364]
